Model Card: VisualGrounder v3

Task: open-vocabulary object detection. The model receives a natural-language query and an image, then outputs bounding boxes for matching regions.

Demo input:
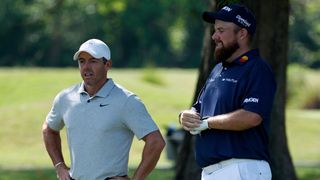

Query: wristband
[54,161,64,168]
[190,119,209,135]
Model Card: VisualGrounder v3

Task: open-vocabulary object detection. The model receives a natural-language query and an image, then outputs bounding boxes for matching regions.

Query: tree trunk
[175,0,297,180]
[175,1,216,179]
[245,0,298,179]
[47,0,64,66]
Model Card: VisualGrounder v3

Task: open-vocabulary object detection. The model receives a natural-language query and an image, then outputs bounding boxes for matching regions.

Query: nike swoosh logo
[99,104,109,107]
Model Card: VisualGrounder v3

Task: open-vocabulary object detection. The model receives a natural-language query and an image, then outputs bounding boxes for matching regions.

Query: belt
[105,176,128,180]
[202,158,260,174]
[70,175,128,180]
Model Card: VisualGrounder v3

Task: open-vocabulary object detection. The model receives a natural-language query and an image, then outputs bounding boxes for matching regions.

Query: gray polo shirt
[46,79,159,180]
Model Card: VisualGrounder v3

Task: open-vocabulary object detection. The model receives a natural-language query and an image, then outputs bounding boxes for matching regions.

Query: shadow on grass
[0,168,56,180]
[0,166,319,180]
[0,167,174,180]
[297,167,320,180]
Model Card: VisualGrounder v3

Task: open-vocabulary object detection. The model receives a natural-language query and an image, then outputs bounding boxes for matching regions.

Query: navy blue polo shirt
[192,49,276,168]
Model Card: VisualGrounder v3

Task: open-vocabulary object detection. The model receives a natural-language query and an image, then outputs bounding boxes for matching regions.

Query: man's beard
[214,40,239,63]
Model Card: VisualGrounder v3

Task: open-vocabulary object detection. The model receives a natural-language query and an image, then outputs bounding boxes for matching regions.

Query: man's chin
[215,46,222,53]
[83,79,94,86]
[214,42,239,63]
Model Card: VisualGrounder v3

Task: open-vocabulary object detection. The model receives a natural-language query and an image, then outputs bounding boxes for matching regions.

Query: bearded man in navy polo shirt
[179,4,276,180]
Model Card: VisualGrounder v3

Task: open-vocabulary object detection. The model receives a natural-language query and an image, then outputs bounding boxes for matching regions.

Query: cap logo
[222,6,232,12]
[236,15,251,27]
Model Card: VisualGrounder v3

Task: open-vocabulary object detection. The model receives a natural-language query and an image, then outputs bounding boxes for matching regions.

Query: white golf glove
[190,119,209,135]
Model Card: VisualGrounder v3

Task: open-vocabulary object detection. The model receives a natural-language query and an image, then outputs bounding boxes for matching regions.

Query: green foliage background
[0,0,206,68]
[1,0,320,68]
[1,0,320,179]
[289,0,320,68]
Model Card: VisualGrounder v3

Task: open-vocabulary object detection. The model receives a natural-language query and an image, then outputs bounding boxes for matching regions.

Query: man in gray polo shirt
[42,39,165,180]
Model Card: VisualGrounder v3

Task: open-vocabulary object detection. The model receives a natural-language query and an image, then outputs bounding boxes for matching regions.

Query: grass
[0,167,319,180]
[287,109,320,161]
[0,168,175,180]
[0,67,319,179]
[0,67,198,168]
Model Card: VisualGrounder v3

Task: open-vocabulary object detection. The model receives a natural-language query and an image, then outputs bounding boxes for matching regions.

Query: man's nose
[211,32,218,41]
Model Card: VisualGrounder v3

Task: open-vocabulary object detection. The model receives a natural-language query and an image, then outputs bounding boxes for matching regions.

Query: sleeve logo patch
[243,97,259,103]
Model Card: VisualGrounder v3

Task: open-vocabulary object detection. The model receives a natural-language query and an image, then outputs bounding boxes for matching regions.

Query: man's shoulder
[252,57,274,74]
[56,83,81,98]
[112,82,135,98]
[111,82,146,107]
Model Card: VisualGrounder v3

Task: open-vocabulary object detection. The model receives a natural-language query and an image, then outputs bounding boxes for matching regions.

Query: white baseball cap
[73,39,111,61]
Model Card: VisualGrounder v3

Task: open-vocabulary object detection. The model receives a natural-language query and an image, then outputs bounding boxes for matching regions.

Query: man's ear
[105,60,112,70]
[239,28,249,40]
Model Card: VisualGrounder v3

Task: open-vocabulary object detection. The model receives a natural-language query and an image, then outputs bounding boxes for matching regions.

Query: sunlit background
[0,0,319,179]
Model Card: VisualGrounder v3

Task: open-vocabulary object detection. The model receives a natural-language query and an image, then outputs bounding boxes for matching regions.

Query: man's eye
[214,28,224,33]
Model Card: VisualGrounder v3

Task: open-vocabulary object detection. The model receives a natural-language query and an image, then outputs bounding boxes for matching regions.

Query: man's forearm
[132,131,165,180]
[207,109,262,131]
[42,122,65,165]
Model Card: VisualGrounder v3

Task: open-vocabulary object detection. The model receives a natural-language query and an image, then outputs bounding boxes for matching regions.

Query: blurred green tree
[289,0,320,68]
[0,0,206,67]
[1,0,318,69]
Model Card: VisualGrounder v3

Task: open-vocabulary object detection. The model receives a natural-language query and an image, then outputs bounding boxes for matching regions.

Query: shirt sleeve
[242,61,276,120]
[121,95,159,140]
[46,93,65,131]
[192,100,201,113]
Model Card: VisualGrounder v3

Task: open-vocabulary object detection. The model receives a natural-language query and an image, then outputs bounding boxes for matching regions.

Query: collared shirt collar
[77,79,115,98]
[222,49,259,67]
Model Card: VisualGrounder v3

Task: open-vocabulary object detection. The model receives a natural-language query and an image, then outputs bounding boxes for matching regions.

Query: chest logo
[239,55,249,63]
[222,78,238,83]
[99,103,109,107]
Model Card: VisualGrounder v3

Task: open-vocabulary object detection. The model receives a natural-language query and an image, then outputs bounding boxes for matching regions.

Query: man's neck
[85,79,108,96]
[226,46,251,63]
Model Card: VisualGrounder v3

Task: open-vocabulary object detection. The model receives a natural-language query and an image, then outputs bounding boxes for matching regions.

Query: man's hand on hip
[55,163,70,180]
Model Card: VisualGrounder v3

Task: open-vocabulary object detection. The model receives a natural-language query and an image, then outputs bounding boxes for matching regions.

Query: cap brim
[202,11,235,24]
[73,50,104,61]
[73,51,81,60]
